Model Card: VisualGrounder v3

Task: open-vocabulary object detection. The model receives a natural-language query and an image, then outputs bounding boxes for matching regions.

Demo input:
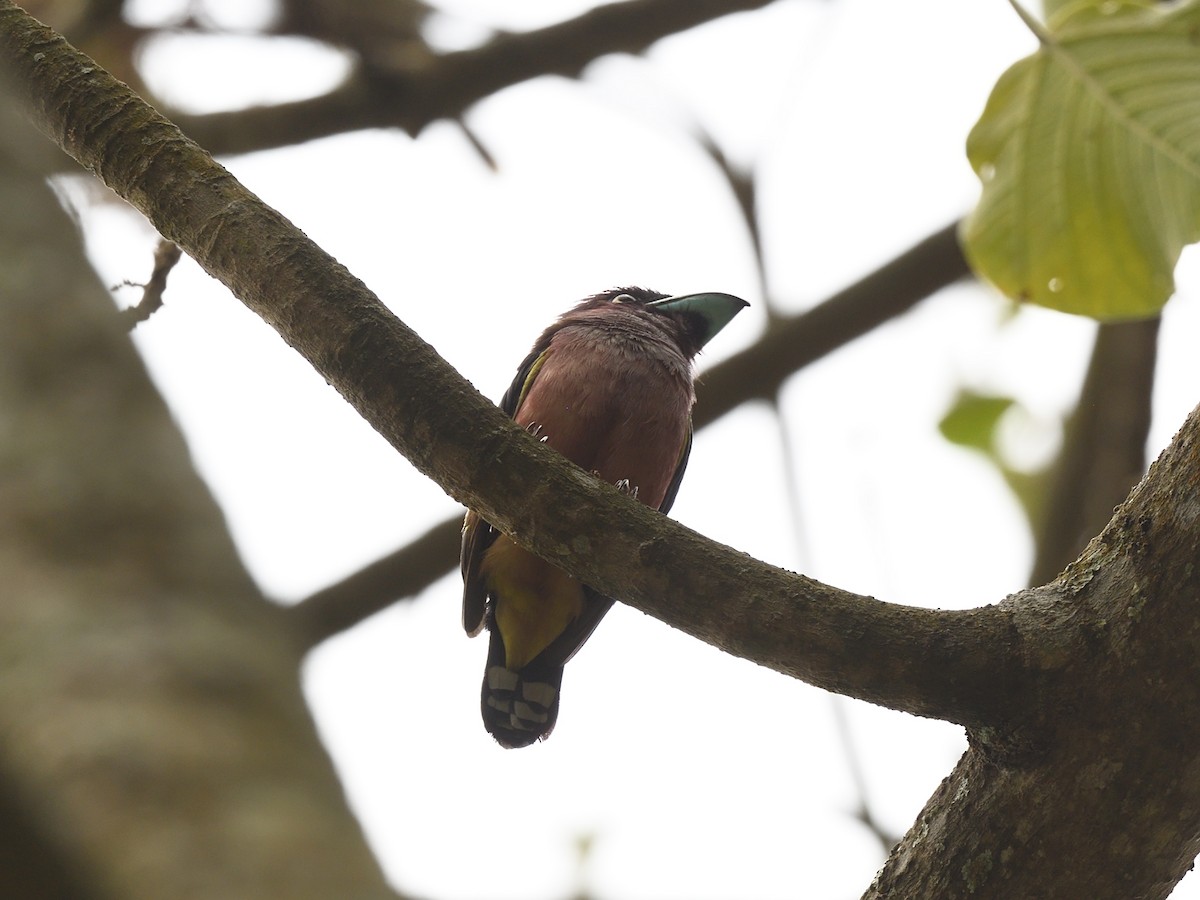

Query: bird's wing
[461,341,555,636]
[499,342,553,418]
[658,425,693,516]
[533,423,693,668]
[459,510,493,636]
[537,589,616,668]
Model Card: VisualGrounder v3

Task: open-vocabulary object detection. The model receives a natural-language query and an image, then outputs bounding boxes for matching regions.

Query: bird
[460,286,748,748]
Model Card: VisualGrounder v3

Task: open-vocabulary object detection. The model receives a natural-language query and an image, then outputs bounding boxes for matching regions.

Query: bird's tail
[481,629,563,748]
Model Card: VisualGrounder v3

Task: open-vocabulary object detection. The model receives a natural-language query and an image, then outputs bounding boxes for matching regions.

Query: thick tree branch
[868,396,1200,899]
[169,0,789,156]
[289,220,969,646]
[0,4,1031,732]
[0,85,394,900]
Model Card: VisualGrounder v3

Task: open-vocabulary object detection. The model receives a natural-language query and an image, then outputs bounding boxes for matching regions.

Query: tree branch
[867,395,1200,899]
[698,220,970,417]
[292,516,461,644]
[288,219,969,646]
[169,0,789,156]
[0,3,1031,732]
[1027,317,1159,585]
[117,237,182,329]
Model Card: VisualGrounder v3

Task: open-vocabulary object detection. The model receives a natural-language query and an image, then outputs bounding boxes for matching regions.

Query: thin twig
[118,239,182,330]
[693,126,767,309]
[830,698,902,854]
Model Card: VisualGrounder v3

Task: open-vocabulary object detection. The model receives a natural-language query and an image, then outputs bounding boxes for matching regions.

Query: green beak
[647,292,749,348]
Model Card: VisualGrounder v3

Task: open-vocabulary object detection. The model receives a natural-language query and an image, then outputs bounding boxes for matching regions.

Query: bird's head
[569,287,748,359]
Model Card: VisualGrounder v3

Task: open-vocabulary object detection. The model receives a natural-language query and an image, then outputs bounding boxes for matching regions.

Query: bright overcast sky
[68,0,1200,897]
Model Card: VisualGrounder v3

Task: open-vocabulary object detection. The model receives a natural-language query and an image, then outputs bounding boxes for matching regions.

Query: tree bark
[0,72,395,900]
[868,430,1200,897]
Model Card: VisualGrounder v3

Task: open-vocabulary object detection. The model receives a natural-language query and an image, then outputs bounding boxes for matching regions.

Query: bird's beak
[647,292,749,348]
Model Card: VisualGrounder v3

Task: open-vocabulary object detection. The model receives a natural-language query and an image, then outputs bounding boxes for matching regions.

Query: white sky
[68,0,1200,897]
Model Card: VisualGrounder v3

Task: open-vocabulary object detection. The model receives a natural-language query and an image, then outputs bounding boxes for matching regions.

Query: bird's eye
[611,293,635,304]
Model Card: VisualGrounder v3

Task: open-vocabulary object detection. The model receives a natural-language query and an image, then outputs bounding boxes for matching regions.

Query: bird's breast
[515,329,693,509]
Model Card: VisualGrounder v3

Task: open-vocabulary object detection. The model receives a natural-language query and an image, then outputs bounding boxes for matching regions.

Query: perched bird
[461,287,748,748]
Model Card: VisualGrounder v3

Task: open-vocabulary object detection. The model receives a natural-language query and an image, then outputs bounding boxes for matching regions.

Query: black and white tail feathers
[479,591,614,748]
[481,634,564,749]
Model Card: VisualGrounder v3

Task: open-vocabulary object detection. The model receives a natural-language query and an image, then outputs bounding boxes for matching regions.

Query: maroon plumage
[461,287,747,747]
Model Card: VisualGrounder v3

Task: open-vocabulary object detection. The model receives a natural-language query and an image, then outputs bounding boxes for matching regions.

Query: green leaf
[939,391,1016,453]
[1042,0,1081,27]
[962,0,1200,320]
[938,389,1049,530]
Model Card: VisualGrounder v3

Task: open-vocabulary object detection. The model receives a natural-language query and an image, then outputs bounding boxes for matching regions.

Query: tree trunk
[0,96,395,900]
